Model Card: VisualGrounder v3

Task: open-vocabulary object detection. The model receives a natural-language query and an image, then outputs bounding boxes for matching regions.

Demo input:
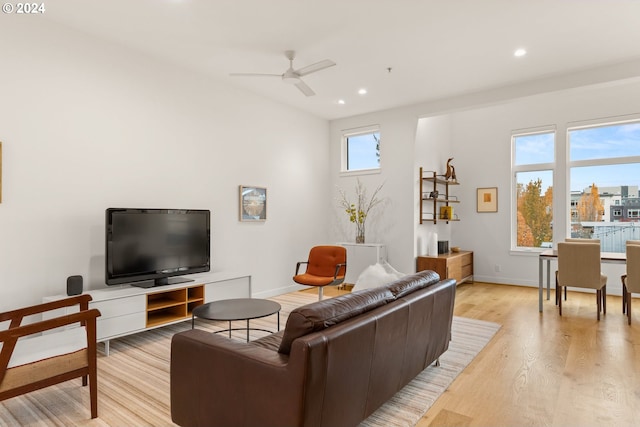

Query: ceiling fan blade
[229,73,282,77]
[295,59,336,77]
[295,80,315,96]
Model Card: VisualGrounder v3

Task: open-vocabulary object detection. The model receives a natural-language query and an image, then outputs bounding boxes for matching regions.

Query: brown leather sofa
[170,270,456,427]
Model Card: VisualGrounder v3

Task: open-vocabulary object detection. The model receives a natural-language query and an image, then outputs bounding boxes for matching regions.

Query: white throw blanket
[352,262,407,291]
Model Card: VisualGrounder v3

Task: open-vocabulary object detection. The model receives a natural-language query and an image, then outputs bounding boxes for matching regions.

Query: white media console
[43,271,251,355]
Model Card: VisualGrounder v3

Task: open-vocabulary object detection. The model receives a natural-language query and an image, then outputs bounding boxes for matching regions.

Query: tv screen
[105,208,210,287]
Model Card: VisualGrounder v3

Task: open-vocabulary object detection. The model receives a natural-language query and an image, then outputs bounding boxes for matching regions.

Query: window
[568,120,640,251]
[341,127,380,173]
[512,130,555,250]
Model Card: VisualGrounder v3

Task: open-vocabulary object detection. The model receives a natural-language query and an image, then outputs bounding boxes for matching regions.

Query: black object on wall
[66,275,83,296]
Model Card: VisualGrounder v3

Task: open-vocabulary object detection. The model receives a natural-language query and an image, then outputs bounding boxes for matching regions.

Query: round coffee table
[192,298,281,342]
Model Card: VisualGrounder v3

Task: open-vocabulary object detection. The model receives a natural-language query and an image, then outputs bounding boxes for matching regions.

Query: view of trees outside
[514,132,554,248]
[516,177,553,247]
[514,121,640,252]
[575,184,604,222]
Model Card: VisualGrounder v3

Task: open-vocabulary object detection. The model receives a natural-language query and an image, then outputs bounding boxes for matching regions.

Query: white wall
[448,81,640,293]
[329,107,418,274]
[0,18,330,310]
[414,115,454,257]
[331,72,640,293]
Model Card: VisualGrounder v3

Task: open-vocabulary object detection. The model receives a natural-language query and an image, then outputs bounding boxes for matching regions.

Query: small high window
[342,127,380,173]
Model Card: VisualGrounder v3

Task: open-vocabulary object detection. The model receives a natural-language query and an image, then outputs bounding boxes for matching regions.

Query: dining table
[538,249,626,312]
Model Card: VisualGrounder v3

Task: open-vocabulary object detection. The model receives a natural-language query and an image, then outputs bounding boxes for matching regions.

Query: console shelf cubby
[146,286,205,327]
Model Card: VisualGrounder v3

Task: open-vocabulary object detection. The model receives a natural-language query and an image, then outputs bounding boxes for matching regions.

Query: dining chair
[555,238,601,304]
[293,245,347,300]
[622,241,640,324]
[556,241,607,320]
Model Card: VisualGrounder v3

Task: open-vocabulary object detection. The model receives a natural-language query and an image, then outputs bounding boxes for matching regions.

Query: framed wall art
[239,185,267,221]
[477,187,498,213]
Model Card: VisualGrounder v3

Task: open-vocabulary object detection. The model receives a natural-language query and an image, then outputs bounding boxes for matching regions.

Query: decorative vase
[356,228,365,244]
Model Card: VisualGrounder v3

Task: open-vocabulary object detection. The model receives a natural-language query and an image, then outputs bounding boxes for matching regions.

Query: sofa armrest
[170,329,307,427]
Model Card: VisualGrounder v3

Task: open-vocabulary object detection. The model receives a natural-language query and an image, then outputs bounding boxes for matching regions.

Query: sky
[515,121,640,193]
[347,132,380,170]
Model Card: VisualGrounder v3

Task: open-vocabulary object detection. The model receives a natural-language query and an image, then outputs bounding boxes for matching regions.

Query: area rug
[0,291,500,427]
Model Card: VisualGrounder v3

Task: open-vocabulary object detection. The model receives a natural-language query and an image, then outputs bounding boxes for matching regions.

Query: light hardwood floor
[310,282,640,427]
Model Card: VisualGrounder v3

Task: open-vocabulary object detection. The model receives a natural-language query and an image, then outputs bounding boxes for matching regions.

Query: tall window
[512,130,555,249]
[342,127,380,173]
[568,120,640,252]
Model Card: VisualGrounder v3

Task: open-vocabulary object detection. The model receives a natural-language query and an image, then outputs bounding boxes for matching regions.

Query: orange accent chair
[293,245,347,300]
[0,294,101,418]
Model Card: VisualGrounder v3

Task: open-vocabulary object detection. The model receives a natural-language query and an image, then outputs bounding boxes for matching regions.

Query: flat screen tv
[105,208,210,288]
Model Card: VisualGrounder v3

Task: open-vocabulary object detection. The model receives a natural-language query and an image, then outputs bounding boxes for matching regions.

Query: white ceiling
[43,0,640,120]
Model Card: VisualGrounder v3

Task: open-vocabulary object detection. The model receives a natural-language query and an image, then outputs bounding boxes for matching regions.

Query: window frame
[511,126,556,252]
[567,116,640,252]
[340,125,381,176]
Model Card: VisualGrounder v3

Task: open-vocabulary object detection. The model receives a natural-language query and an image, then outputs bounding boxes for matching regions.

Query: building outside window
[568,119,640,252]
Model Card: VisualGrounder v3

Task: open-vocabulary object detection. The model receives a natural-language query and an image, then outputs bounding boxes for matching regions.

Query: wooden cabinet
[417,251,473,285]
[419,167,460,224]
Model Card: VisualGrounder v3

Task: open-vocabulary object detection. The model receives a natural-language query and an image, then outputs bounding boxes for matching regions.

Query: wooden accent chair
[0,294,101,418]
[293,245,347,300]
[556,241,607,320]
[622,240,640,325]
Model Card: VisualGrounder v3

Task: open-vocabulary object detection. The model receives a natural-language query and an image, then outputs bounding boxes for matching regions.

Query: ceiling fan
[229,50,336,97]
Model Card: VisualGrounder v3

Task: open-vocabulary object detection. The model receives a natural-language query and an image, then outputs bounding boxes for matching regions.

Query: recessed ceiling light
[358,88,367,95]
[514,48,527,57]
[338,99,346,105]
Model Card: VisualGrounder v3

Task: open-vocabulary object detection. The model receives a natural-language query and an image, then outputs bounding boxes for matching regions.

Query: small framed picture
[239,185,267,221]
[477,187,498,213]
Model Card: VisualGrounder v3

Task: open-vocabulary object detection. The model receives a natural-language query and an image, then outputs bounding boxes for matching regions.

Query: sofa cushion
[278,287,394,354]
[252,330,284,352]
[385,270,440,298]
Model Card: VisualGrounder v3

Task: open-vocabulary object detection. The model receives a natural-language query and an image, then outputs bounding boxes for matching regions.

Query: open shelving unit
[146,285,205,328]
[419,167,460,224]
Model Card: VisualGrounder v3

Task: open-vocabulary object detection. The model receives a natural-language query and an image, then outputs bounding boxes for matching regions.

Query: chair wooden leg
[90,373,98,419]
[628,291,632,326]
[622,276,627,314]
[558,285,562,316]
[602,285,606,314]
[596,290,601,321]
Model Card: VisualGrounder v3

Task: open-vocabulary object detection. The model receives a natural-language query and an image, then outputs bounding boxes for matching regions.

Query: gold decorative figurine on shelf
[443,157,457,182]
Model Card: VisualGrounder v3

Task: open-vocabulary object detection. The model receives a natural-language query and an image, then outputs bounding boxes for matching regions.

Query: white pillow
[353,262,406,291]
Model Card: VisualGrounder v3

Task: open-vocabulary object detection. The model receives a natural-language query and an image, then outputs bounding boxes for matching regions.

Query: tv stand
[131,276,195,288]
[43,271,251,356]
